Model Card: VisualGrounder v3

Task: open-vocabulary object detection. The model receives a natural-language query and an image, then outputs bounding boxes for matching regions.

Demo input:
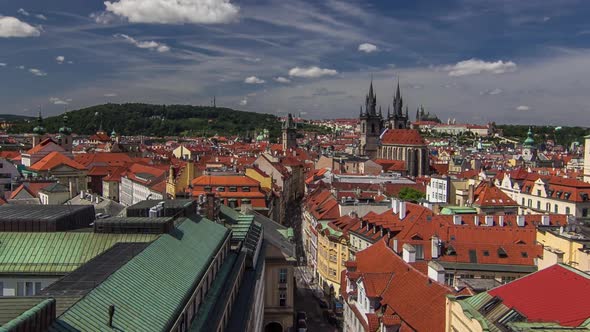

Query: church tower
[57,115,73,152]
[359,80,383,158]
[521,127,537,162]
[387,80,409,129]
[282,113,297,151]
[32,111,46,147]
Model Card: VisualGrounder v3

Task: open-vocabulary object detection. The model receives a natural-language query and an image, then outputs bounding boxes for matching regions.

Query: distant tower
[584,135,590,183]
[522,127,537,162]
[387,79,409,129]
[32,111,46,147]
[359,80,382,157]
[57,115,73,152]
[282,113,297,151]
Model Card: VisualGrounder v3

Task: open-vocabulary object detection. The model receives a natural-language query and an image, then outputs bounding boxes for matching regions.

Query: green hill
[0,114,34,121]
[8,103,282,139]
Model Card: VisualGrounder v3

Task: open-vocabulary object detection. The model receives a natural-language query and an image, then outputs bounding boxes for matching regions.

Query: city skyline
[1,0,590,125]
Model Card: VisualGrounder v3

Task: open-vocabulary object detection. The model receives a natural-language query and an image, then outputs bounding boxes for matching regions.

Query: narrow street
[295,266,340,332]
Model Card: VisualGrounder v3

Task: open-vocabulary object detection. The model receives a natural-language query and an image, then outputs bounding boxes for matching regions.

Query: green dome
[110,129,117,138]
[33,112,46,135]
[58,115,72,135]
[523,127,535,147]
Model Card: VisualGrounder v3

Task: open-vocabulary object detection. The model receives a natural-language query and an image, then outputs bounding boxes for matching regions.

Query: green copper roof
[220,205,255,242]
[49,217,230,332]
[0,297,53,327]
[0,232,159,274]
[523,127,535,147]
[319,220,342,237]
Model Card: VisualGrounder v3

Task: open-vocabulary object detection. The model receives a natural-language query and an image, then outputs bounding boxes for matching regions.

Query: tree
[398,187,425,202]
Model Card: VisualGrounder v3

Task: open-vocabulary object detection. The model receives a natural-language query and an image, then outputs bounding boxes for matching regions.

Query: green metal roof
[0,297,51,326]
[319,220,342,237]
[440,206,478,215]
[219,205,256,242]
[49,217,230,332]
[0,232,159,275]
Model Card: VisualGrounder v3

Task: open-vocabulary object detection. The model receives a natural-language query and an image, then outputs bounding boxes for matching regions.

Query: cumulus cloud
[288,66,338,78]
[35,14,47,20]
[56,56,65,64]
[275,76,291,83]
[90,11,118,24]
[358,43,378,53]
[29,68,47,76]
[0,16,41,38]
[17,8,30,16]
[516,105,531,111]
[104,93,118,97]
[481,88,503,95]
[114,34,170,52]
[444,59,517,76]
[244,76,265,84]
[49,97,69,105]
[104,0,239,24]
[239,97,248,106]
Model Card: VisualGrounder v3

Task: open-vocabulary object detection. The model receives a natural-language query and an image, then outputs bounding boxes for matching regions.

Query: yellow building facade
[537,227,590,273]
[166,162,196,198]
[245,167,272,192]
[316,221,349,296]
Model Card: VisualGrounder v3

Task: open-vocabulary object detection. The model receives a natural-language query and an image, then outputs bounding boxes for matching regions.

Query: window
[521,198,525,205]
[445,273,454,286]
[17,282,24,296]
[546,203,551,211]
[501,276,516,284]
[279,291,287,307]
[217,186,225,192]
[536,201,540,210]
[0,282,3,296]
[583,208,588,217]
[566,207,571,215]
[482,250,490,256]
[279,268,288,284]
[554,204,559,213]
[242,186,251,192]
[229,186,237,192]
[414,244,424,260]
[528,199,532,207]
[204,186,212,192]
[25,282,34,296]
[537,190,541,196]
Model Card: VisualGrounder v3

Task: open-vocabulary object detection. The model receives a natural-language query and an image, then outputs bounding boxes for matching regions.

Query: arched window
[566,207,571,215]
[554,204,558,213]
[362,123,365,133]
[546,203,551,211]
[371,123,375,133]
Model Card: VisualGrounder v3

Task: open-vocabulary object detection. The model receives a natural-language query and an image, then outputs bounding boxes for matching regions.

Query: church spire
[365,78,377,115]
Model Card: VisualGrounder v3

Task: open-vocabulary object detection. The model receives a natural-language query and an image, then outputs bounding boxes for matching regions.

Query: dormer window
[204,186,212,192]
[556,191,563,198]
[564,192,572,200]
[217,186,225,192]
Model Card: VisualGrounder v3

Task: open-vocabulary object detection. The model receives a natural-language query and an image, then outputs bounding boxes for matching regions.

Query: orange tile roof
[380,129,425,146]
[191,175,260,187]
[30,151,86,171]
[25,138,59,155]
[474,182,518,207]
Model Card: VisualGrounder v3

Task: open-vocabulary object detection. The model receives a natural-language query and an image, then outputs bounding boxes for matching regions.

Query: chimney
[402,243,416,263]
[431,236,440,259]
[108,304,115,327]
[392,197,399,214]
[474,215,479,226]
[427,261,445,284]
[485,215,494,227]
[240,199,252,214]
[453,215,462,225]
[541,215,550,226]
[393,239,398,253]
[499,215,504,227]
[517,215,525,227]
[399,201,407,220]
[80,190,84,199]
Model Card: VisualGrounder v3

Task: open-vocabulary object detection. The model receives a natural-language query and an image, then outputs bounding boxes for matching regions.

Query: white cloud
[0,16,41,38]
[114,34,170,52]
[244,76,265,84]
[288,66,338,78]
[28,68,47,76]
[358,43,378,53]
[17,8,30,16]
[104,0,239,24]
[481,88,503,95]
[17,65,25,70]
[104,93,118,97]
[516,105,531,111]
[35,14,47,20]
[239,97,248,106]
[444,59,517,77]
[56,56,65,64]
[90,11,118,24]
[275,76,291,83]
[244,57,261,63]
[49,97,69,105]
[0,63,6,67]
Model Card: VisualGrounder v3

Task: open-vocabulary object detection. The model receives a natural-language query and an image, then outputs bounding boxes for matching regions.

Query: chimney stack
[517,215,525,227]
[431,236,440,259]
[427,261,445,284]
[392,197,399,214]
[399,201,407,220]
[474,215,479,226]
[499,215,504,227]
[402,243,416,263]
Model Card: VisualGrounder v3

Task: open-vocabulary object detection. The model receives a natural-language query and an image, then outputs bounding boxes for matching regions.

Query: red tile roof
[488,264,590,327]
[473,182,518,207]
[191,175,260,187]
[25,138,58,155]
[380,129,426,146]
[30,151,86,171]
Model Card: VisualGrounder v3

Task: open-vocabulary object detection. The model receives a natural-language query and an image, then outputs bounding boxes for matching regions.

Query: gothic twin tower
[359,79,410,156]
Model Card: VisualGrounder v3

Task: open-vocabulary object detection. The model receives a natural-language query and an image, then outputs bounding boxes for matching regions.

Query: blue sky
[1,0,590,125]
